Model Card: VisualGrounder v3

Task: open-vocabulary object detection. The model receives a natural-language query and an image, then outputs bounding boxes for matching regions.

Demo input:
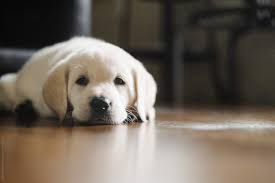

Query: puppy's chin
[72,111,128,125]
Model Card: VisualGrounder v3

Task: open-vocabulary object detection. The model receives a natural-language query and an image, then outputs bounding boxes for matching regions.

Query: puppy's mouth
[74,114,114,125]
[65,105,114,125]
[89,115,113,125]
[65,114,139,125]
[84,119,111,125]
[65,102,140,125]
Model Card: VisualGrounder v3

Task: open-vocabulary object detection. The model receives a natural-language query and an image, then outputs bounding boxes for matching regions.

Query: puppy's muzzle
[90,96,111,116]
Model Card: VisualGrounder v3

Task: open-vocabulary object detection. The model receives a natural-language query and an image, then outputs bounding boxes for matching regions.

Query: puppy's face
[67,53,135,124]
[43,45,157,125]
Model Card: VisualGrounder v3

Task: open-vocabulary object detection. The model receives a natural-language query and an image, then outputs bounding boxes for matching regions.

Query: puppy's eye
[76,76,89,86]
[114,77,125,85]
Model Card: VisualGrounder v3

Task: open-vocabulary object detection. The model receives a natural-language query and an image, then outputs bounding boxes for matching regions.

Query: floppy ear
[43,58,70,122]
[134,63,157,122]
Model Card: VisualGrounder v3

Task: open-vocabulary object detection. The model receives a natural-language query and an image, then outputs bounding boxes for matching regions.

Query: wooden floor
[1,106,275,183]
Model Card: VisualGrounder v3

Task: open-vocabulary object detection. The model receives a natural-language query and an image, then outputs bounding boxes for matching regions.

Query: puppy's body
[1,38,82,117]
[0,37,157,124]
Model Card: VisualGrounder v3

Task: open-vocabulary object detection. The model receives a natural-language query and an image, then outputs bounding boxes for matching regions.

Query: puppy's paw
[15,100,38,127]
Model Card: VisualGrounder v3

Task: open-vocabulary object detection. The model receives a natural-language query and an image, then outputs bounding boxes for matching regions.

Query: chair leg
[207,31,228,103]
[227,28,249,104]
[162,0,176,104]
[118,0,132,47]
[172,31,184,106]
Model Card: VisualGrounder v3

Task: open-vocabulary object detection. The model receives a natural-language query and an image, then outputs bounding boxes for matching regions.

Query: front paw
[15,100,38,127]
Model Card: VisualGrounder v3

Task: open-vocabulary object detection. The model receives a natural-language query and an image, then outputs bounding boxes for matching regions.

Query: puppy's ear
[43,56,71,122]
[133,62,157,122]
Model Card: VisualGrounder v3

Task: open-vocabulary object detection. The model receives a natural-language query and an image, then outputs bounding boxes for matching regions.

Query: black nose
[90,97,111,115]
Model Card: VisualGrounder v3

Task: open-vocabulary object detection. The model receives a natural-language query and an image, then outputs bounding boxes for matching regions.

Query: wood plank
[1,107,275,183]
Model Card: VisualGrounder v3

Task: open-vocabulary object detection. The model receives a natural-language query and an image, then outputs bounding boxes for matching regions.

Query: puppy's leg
[0,73,17,111]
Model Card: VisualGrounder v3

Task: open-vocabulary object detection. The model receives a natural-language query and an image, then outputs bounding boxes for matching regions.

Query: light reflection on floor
[158,121,275,130]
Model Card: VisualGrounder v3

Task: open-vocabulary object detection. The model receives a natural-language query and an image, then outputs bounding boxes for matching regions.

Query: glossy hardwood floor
[1,106,275,183]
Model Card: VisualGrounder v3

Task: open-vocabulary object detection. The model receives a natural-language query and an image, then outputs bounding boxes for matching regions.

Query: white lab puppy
[0,37,157,125]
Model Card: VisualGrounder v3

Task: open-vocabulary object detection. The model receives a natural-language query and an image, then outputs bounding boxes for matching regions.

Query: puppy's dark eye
[114,77,125,85]
[76,76,89,86]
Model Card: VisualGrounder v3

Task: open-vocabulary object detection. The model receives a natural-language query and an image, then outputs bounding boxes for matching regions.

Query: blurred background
[1,0,275,107]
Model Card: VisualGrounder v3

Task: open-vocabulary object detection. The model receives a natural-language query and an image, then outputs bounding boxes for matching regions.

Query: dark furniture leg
[119,0,132,47]
[172,30,184,105]
[162,0,176,104]
[227,28,249,104]
[207,31,227,103]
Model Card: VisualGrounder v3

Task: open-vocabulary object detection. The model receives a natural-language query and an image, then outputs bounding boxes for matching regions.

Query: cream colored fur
[0,37,157,124]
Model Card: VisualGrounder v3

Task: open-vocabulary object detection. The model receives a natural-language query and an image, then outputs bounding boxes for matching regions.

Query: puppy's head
[43,45,157,124]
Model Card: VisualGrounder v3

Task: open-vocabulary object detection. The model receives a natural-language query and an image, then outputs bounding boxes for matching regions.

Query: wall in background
[93,0,275,105]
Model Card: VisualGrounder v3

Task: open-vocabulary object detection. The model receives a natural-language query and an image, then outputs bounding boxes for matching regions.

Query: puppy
[0,37,157,125]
